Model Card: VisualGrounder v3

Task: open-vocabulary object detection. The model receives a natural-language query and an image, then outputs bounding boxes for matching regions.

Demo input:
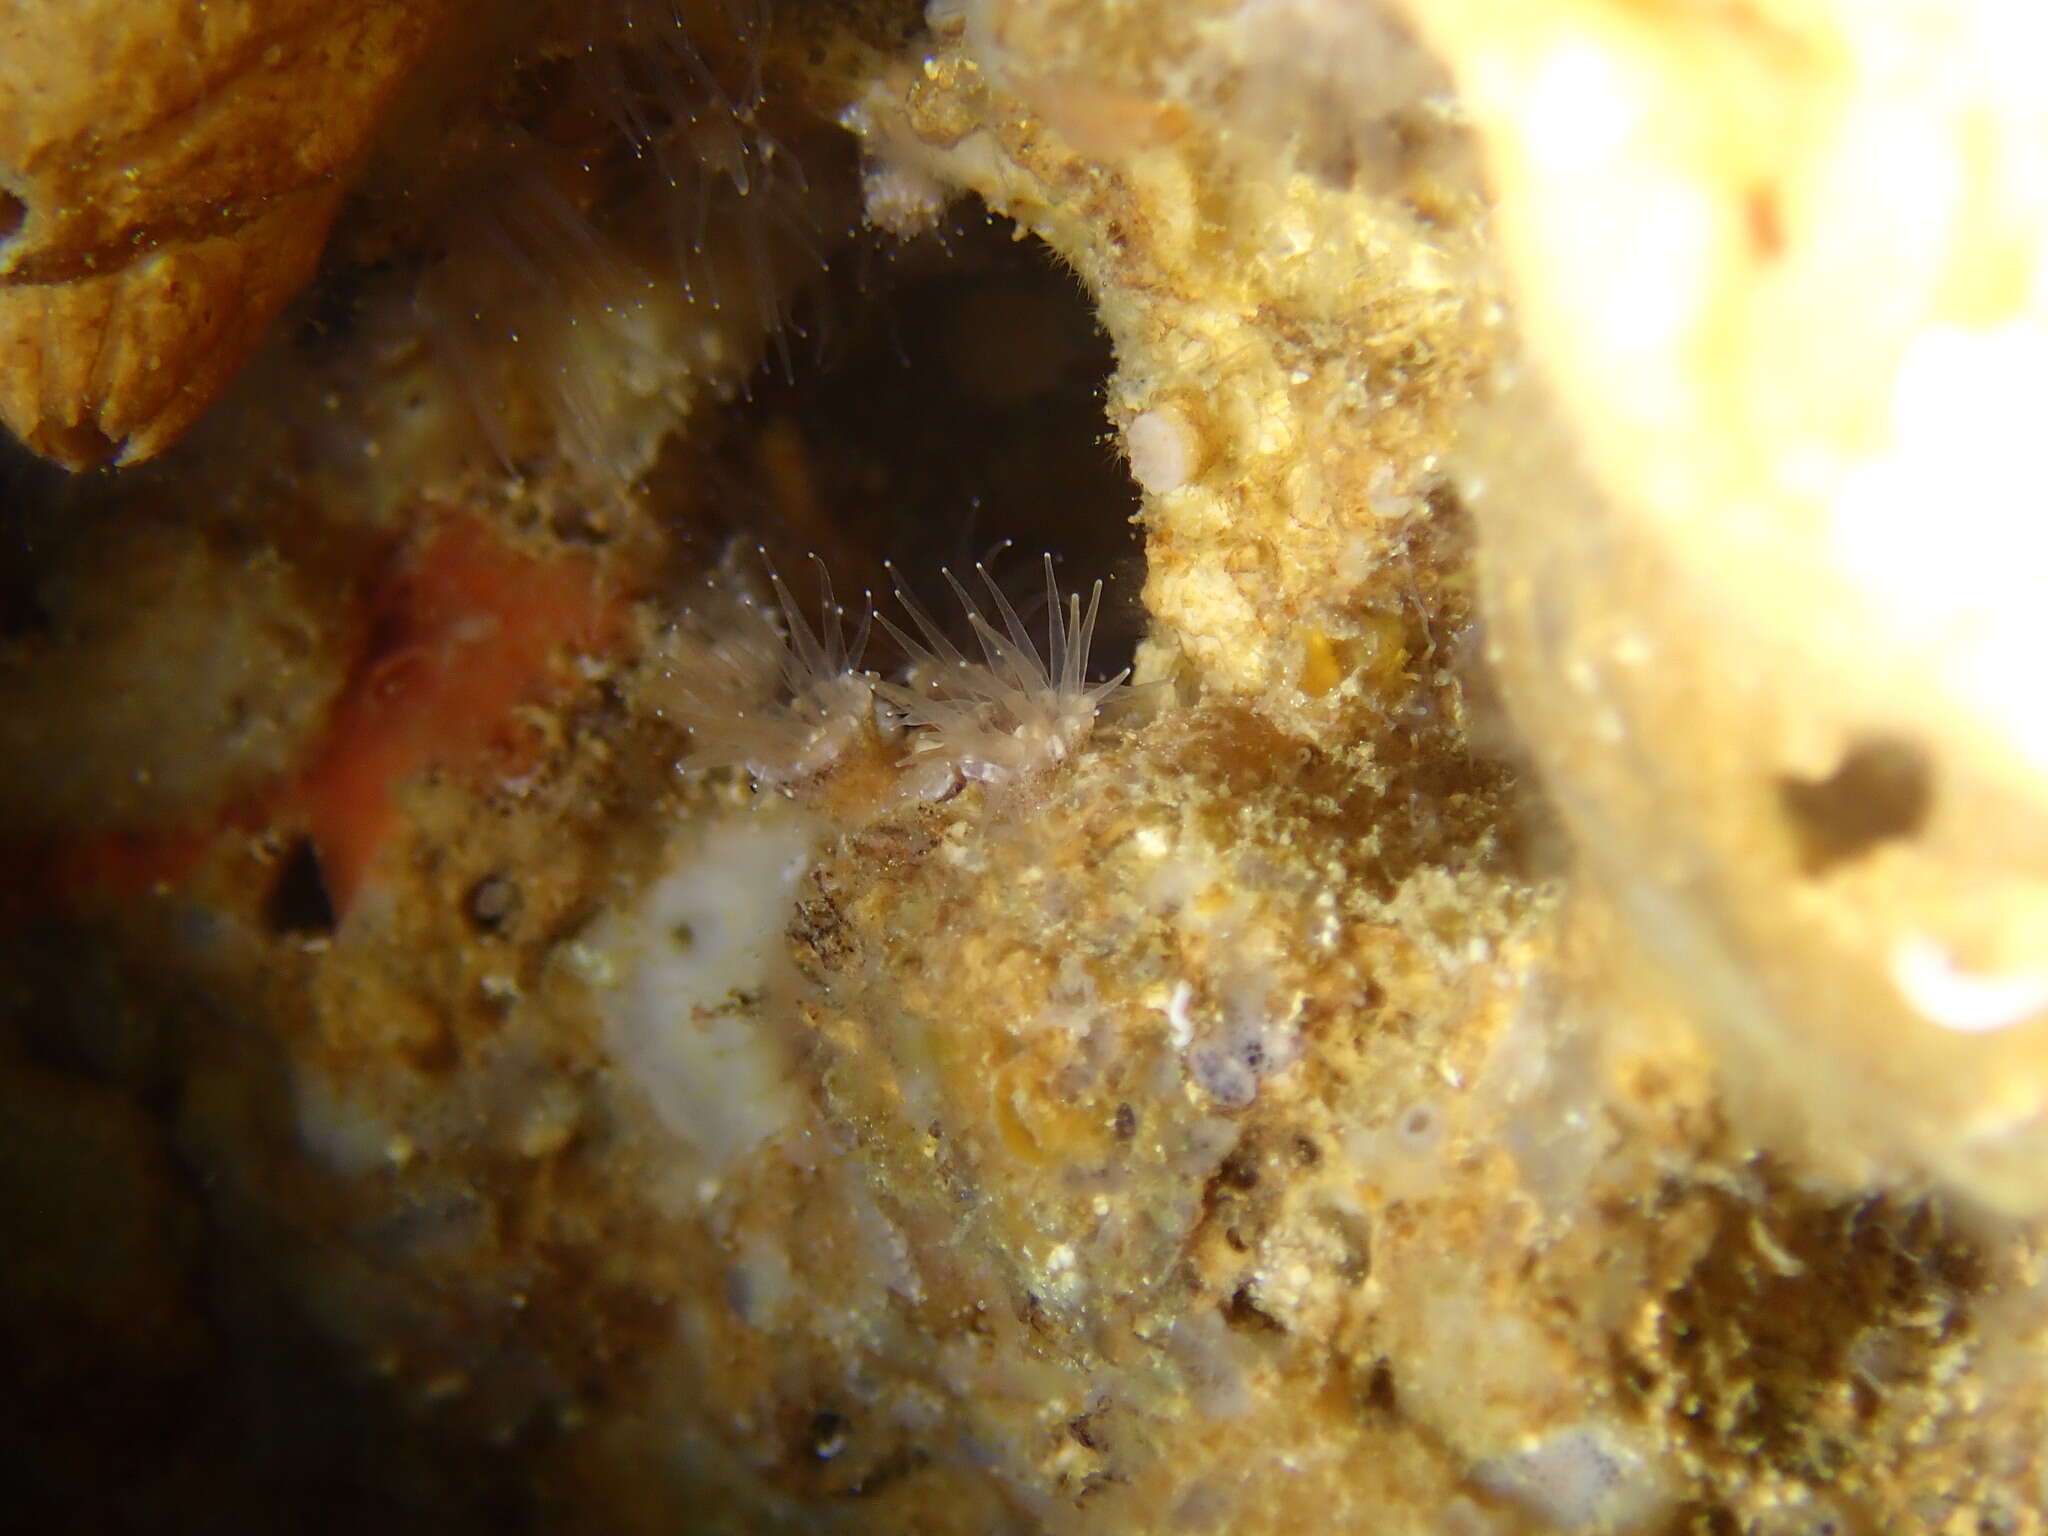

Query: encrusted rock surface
[4,1,2047,1532]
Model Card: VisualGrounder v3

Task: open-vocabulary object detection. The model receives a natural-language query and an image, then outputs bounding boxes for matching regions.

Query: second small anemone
[648,551,885,787]
[877,554,1132,794]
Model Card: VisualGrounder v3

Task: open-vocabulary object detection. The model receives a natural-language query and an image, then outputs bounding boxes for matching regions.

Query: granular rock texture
[3,1,2047,1533]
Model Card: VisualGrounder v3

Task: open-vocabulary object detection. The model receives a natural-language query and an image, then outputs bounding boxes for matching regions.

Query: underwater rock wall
[3,1,2047,1531]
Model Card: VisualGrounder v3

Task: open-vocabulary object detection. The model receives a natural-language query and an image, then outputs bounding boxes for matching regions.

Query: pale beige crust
[1389,0,2048,1210]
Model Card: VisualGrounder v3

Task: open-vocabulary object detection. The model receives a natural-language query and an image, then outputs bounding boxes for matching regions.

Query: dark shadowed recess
[0,431,85,641]
[665,200,1149,678]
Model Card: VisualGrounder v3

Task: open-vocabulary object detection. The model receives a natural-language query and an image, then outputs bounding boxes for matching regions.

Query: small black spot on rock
[1223,1283,1285,1334]
[265,838,335,936]
[1361,1359,1397,1415]
[1779,736,1932,875]
[466,874,522,936]
[808,1410,849,1461]
[1218,1150,1260,1190]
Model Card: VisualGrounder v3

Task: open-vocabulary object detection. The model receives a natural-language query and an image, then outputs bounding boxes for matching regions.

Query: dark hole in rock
[466,873,522,936]
[0,189,24,244]
[266,837,336,936]
[1222,1283,1286,1334]
[807,1410,849,1460]
[677,203,1146,680]
[1779,736,1933,876]
[1361,1359,1398,1415]
[1218,1150,1261,1190]
[0,436,67,638]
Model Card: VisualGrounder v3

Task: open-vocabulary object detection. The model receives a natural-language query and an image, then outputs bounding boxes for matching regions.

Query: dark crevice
[264,838,336,937]
[1779,737,1932,876]
[1222,1283,1286,1334]
[663,202,1146,678]
[1360,1359,1397,1416]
